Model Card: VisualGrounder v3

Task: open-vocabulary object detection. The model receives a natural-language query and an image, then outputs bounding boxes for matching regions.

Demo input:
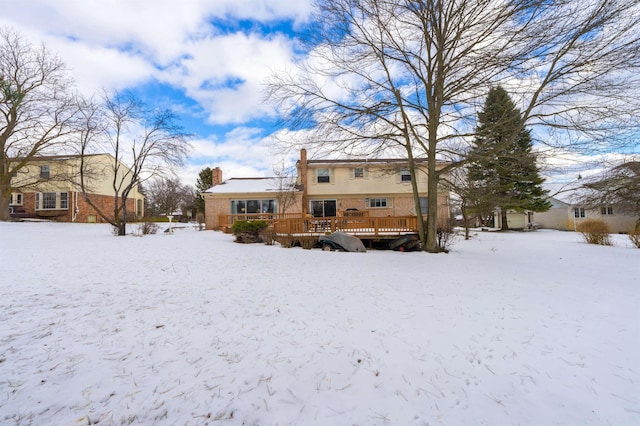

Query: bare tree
[580,161,640,230]
[272,162,299,215]
[145,175,193,217]
[78,91,190,235]
[0,28,78,220]
[266,0,640,252]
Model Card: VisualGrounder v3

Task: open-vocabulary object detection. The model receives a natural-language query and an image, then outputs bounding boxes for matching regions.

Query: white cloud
[45,39,157,94]
[0,0,311,121]
[161,32,298,124]
[177,126,300,185]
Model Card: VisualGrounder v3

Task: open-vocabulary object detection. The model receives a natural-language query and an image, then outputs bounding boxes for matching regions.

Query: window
[317,168,331,183]
[400,169,411,182]
[40,165,50,179]
[601,206,613,215]
[10,193,23,205]
[42,192,57,209]
[35,192,69,210]
[353,167,364,178]
[574,207,586,218]
[310,199,337,217]
[230,199,277,214]
[419,197,428,215]
[366,198,388,208]
[60,192,68,209]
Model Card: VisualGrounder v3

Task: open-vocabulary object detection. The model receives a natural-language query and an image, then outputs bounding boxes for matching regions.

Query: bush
[196,212,205,231]
[231,220,269,244]
[577,219,612,246]
[436,219,457,253]
[138,222,159,235]
[260,228,276,245]
[231,220,269,235]
[629,229,640,249]
[299,237,317,250]
[276,236,294,248]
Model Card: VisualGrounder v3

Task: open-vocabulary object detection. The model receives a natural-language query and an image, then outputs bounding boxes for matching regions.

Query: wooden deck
[219,212,418,239]
[273,216,418,238]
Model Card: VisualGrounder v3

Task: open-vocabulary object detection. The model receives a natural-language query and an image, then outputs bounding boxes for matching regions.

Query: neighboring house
[203,149,450,230]
[535,192,637,233]
[8,154,144,223]
[492,209,536,230]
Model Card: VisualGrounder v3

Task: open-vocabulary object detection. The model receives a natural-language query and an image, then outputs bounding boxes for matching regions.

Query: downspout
[73,191,79,222]
[72,162,79,222]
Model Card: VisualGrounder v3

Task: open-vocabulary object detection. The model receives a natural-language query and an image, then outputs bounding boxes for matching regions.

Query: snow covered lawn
[1,222,638,425]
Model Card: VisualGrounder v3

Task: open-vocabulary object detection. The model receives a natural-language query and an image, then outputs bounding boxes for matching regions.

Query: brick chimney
[212,167,223,186]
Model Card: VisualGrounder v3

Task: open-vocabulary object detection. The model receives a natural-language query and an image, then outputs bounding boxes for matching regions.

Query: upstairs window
[40,165,50,179]
[400,169,411,182]
[353,167,364,178]
[317,168,331,183]
[600,206,613,215]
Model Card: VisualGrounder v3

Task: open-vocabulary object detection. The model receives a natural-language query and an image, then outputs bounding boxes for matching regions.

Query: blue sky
[0,0,315,185]
[2,1,637,189]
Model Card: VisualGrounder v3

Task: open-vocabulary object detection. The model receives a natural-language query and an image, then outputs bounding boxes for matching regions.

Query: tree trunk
[501,209,509,231]
[461,207,470,240]
[425,137,439,252]
[0,191,10,221]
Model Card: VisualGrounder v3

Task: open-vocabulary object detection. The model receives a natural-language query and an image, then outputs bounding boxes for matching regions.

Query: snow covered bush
[577,219,612,246]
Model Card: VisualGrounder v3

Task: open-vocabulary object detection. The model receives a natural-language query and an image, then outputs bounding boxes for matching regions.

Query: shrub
[260,227,276,245]
[436,218,457,253]
[231,220,269,235]
[299,237,317,250]
[629,229,640,249]
[276,236,294,248]
[196,212,205,231]
[577,219,612,246]
[138,222,159,235]
[231,220,269,244]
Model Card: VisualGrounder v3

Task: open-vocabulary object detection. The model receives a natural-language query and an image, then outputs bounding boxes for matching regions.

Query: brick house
[8,154,144,223]
[203,149,450,230]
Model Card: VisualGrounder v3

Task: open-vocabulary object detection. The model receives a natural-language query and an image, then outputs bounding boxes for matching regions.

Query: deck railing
[219,213,301,229]
[219,212,417,237]
[273,215,418,237]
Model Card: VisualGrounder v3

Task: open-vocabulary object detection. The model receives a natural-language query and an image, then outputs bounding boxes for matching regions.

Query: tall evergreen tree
[195,167,213,213]
[468,86,550,230]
